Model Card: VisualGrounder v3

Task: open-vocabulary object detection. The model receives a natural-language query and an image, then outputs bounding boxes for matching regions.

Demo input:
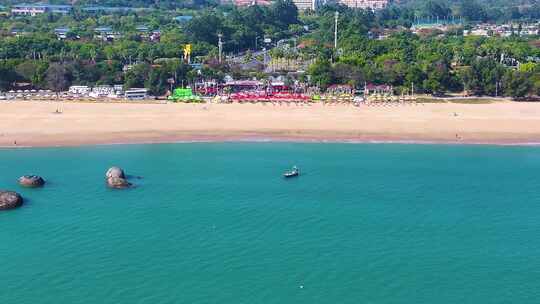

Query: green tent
[168,88,202,102]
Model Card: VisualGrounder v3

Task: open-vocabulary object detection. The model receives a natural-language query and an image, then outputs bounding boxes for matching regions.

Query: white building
[114,85,124,96]
[11,5,45,15]
[54,27,71,40]
[338,0,388,10]
[11,4,72,16]
[94,26,121,41]
[69,86,90,95]
[89,85,115,98]
[292,0,319,10]
[465,28,489,37]
[125,88,148,100]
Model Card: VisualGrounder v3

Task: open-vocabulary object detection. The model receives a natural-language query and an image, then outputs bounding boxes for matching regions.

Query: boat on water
[283,166,299,178]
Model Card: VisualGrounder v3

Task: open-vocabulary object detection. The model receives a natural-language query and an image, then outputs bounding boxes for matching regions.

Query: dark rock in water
[105,167,134,189]
[0,191,24,210]
[105,167,131,189]
[106,176,132,189]
[18,175,46,188]
[106,167,125,179]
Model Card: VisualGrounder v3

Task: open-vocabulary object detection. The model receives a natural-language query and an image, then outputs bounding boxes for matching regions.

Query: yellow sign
[183,44,192,58]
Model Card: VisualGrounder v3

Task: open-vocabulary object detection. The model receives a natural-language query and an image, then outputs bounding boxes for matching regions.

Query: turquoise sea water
[1,143,540,304]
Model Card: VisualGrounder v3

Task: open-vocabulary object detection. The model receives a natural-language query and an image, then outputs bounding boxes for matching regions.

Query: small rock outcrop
[0,191,24,210]
[106,167,125,179]
[105,167,131,189]
[107,176,132,189]
[18,175,46,188]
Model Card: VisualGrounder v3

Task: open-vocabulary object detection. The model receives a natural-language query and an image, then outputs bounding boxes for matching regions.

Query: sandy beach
[1,100,540,147]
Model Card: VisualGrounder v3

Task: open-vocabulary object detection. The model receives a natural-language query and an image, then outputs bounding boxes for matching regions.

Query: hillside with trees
[1,0,540,98]
[297,4,540,97]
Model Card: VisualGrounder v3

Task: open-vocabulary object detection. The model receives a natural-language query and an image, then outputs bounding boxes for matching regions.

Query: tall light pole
[334,11,339,50]
[218,33,223,64]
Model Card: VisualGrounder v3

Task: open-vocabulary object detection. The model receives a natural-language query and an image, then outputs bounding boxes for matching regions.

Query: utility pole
[334,11,339,50]
[218,33,223,64]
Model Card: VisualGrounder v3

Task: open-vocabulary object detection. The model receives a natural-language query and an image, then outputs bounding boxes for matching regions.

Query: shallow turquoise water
[1,143,540,304]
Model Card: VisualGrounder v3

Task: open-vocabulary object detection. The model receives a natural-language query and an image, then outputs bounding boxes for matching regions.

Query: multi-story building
[54,27,71,40]
[12,4,46,15]
[94,26,121,41]
[11,4,72,16]
[338,0,388,10]
[233,0,272,6]
[292,0,319,10]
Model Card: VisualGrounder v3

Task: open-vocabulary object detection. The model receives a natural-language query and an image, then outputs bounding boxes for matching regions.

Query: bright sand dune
[1,101,540,147]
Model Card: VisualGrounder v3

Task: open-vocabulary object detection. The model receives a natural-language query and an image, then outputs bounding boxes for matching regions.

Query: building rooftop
[174,15,193,22]
[234,0,272,6]
[136,25,149,32]
[224,80,263,86]
[12,3,72,9]
[81,6,150,12]
[95,26,113,32]
[54,27,70,33]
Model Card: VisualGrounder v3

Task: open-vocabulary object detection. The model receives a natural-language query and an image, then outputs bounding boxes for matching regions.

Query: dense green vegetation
[0,0,219,9]
[0,1,300,95]
[301,8,540,96]
[1,0,540,98]
[398,0,540,22]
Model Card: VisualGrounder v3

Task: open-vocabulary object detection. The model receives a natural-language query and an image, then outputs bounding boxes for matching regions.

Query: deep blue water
[1,143,540,304]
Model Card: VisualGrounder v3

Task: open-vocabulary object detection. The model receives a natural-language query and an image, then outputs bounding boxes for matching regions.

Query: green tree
[308,59,333,89]
[503,70,532,98]
[46,63,71,97]
[0,63,18,91]
[124,63,151,90]
[185,12,224,46]
[270,0,299,28]
[15,61,48,88]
